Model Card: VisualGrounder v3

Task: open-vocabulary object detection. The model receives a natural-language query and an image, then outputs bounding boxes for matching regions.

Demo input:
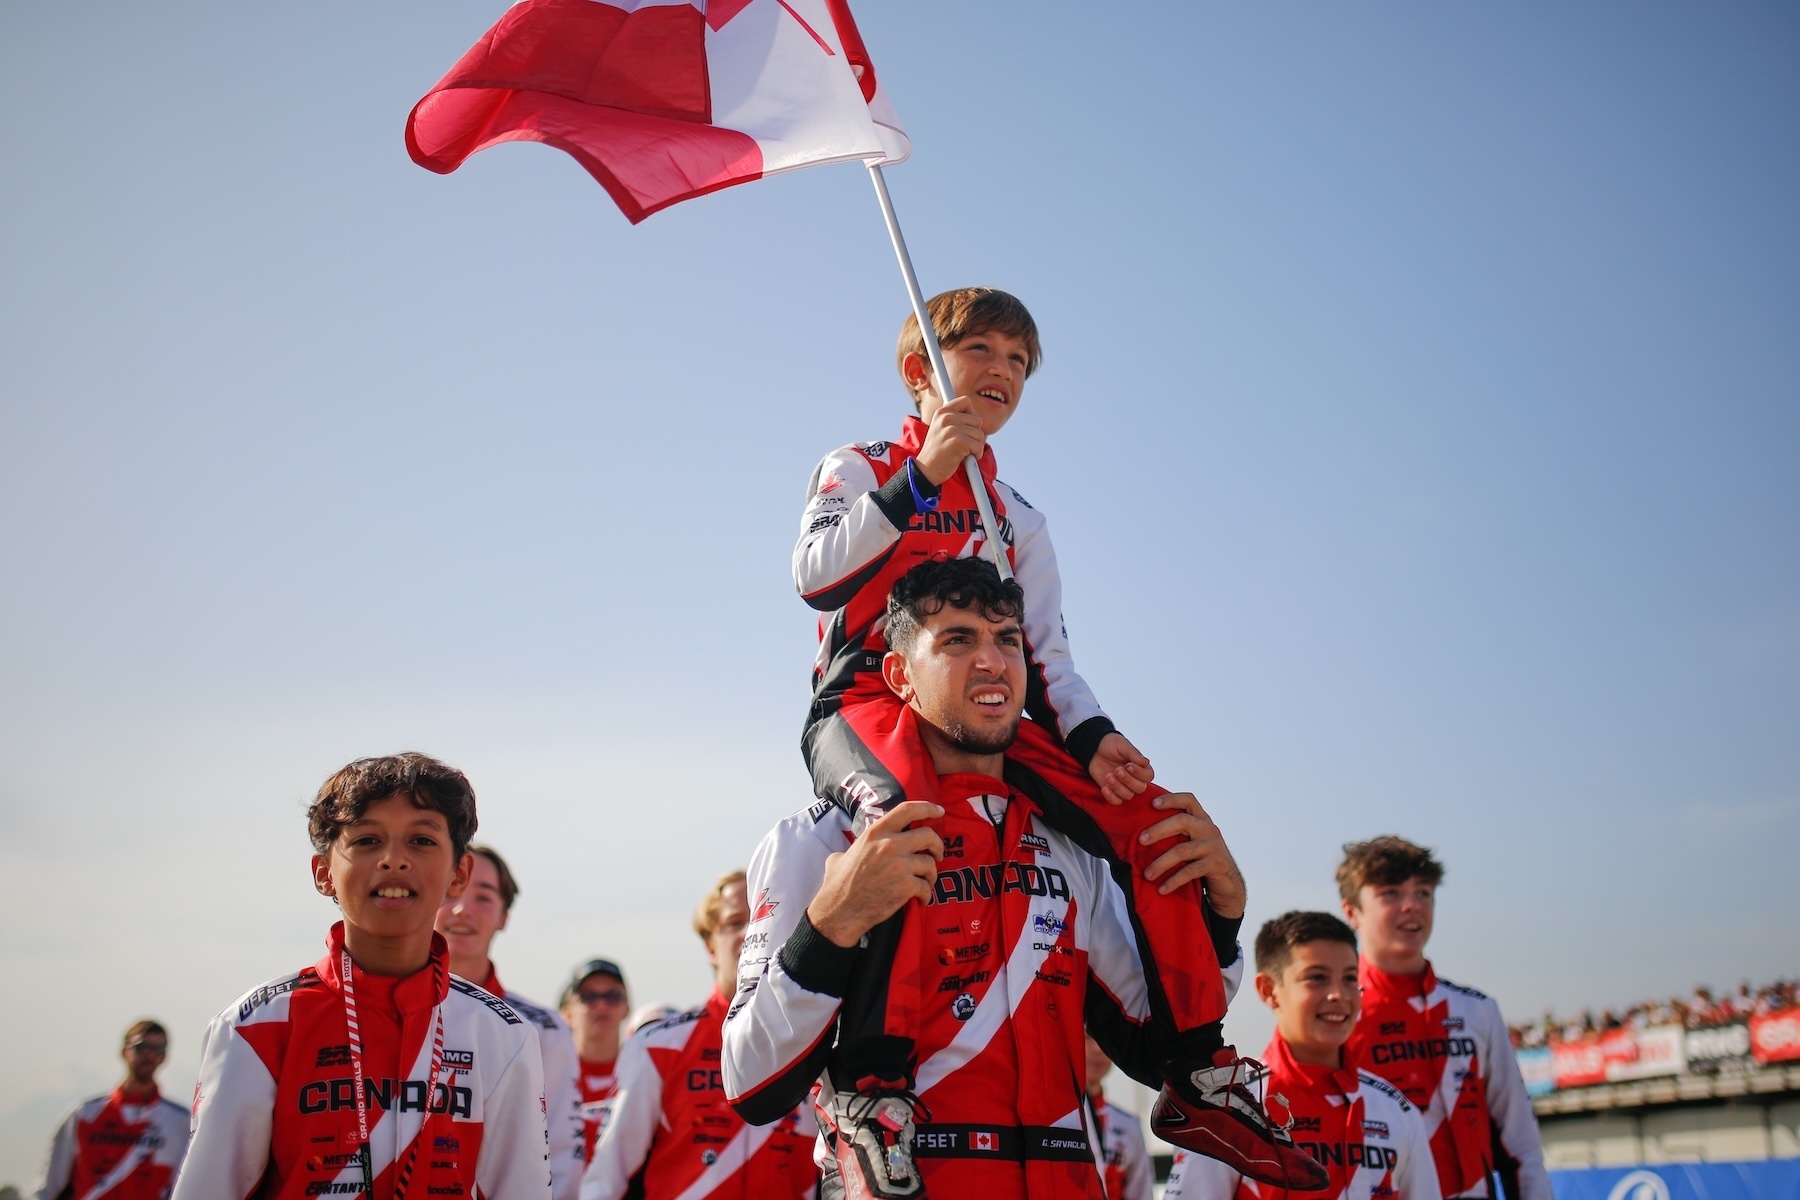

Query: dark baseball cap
[561,958,627,1004]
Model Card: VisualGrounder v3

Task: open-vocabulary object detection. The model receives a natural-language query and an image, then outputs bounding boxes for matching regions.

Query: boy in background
[173,753,550,1200]
[1337,838,1549,1200]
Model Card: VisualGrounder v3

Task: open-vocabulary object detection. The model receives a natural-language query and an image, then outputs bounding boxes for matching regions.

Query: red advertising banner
[1750,1007,1800,1064]
[1553,1037,1608,1088]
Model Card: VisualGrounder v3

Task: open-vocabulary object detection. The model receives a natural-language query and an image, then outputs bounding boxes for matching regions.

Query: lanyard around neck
[340,949,445,1200]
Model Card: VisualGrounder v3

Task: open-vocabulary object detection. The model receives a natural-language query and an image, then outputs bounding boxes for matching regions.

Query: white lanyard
[341,949,446,1200]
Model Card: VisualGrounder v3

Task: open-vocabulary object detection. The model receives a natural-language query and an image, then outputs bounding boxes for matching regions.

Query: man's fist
[806,801,945,948]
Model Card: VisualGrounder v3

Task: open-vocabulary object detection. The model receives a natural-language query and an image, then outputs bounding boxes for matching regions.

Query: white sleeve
[1000,482,1109,747]
[170,1012,276,1200]
[1163,1149,1244,1200]
[1115,1112,1155,1200]
[578,1032,662,1200]
[1396,1101,1444,1200]
[721,811,848,1124]
[793,446,905,607]
[536,1016,586,1200]
[1476,998,1551,1200]
[33,1105,79,1200]
[475,1027,552,1200]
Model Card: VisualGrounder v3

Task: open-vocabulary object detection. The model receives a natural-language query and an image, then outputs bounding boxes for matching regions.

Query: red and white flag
[407,0,909,223]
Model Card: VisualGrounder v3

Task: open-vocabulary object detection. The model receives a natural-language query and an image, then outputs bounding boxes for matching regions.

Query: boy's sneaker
[818,1085,932,1200]
[1149,1048,1332,1191]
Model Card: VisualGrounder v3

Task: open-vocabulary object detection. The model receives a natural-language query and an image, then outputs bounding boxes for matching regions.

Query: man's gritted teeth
[970,684,1011,709]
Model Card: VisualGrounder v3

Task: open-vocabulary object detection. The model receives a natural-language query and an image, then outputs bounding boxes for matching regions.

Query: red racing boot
[817,1084,932,1200]
[1150,1048,1332,1191]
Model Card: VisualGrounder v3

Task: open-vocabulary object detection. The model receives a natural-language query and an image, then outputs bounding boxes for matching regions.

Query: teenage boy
[1082,1035,1152,1200]
[35,1020,189,1200]
[726,558,1324,1200]
[1336,838,1549,1200]
[172,753,551,1200]
[559,958,631,1162]
[793,287,1295,1179]
[437,843,584,1199]
[581,873,819,1200]
[1165,913,1440,1200]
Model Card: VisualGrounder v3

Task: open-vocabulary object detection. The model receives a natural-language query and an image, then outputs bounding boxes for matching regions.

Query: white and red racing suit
[575,1057,617,1164]
[1345,962,1549,1200]
[1164,1034,1441,1200]
[479,966,585,1200]
[1085,1094,1152,1200]
[172,924,550,1200]
[720,770,1244,1200]
[794,420,1231,1082]
[35,1086,189,1200]
[580,990,818,1200]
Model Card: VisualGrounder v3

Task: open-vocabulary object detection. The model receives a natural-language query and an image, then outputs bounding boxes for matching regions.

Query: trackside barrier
[1548,1162,1800,1200]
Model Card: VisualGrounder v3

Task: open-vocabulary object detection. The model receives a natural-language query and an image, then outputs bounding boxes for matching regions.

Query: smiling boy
[1164,913,1439,1200]
[792,289,1297,1191]
[1336,838,1548,1200]
[172,753,551,1200]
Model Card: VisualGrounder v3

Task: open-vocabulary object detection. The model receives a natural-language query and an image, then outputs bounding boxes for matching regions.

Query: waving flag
[407,0,908,223]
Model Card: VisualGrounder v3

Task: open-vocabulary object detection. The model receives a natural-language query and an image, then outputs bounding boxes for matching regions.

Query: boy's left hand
[1089,731,1154,805]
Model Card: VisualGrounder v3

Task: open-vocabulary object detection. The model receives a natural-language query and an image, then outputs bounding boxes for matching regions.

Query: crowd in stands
[1509,977,1800,1048]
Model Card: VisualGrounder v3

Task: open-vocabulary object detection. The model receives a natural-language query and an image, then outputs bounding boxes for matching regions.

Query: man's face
[1344,877,1435,972]
[910,327,1032,437]
[705,881,752,995]
[435,852,508,967]
[121,1032,167,1087]
[312,791,471,943]
[1257,940,1362,1062]
[561,972,629,1052]
[1083,1035,1113,1093]
[883,601,1027,756]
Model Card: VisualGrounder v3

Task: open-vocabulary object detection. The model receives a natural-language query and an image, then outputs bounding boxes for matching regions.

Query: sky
[2,0,1797,1186]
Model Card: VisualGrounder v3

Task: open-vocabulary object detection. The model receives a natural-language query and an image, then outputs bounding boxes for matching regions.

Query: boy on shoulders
[1336,838,1549,1200]
[173,753,551,1200]
[1165,913,1439,1200]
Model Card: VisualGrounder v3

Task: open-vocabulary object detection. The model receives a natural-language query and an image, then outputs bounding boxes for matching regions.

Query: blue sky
[2,0,1796,1185]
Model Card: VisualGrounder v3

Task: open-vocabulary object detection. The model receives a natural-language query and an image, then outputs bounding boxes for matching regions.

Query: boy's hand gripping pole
[867,162,1015,583]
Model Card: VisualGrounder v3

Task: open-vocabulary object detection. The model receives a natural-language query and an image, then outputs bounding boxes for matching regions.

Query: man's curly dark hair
[884,556,1025,658]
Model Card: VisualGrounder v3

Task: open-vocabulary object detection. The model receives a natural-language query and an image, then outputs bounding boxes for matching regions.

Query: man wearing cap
[435,842,585,1199]
[561,957,632,1162]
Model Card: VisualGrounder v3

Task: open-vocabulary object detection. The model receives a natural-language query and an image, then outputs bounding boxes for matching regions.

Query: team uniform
[172,924,550,1200]
[35,1086,189,1200]
[1345,962,1549,1200]
[720,768,1245,1200]
[1163,1035,1440,1200]
[479,966,585,1200]
[793,418,1228,1085]
[580,990,819,1200]
[1084,1095,1152,1200]
[575,1057,618,1163]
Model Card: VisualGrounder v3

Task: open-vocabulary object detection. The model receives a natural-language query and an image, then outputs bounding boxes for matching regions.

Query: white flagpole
[866,161,1015,583]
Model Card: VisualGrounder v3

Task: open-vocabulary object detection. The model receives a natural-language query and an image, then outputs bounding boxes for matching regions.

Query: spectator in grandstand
[561,957,631,1163]
[1337,836,1549,1200]
[1083,1034,1153,1200]
[35,1020,189,1200]
[1164,912,1439,1200]
[580,872,820,1200]
[437,843,585,1200]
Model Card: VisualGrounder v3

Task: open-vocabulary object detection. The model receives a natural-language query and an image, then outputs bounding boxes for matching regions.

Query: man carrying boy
[1336,838,1549,1200]
[1164,912,1440,1200]
[436,843,585,1198]
[34,1020,189,1200]
[173,753,551,1200]
[792,288,1306,1180]
[726,558,1324,1200]
[581,872,819,1200]
[559,958,631,1163]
